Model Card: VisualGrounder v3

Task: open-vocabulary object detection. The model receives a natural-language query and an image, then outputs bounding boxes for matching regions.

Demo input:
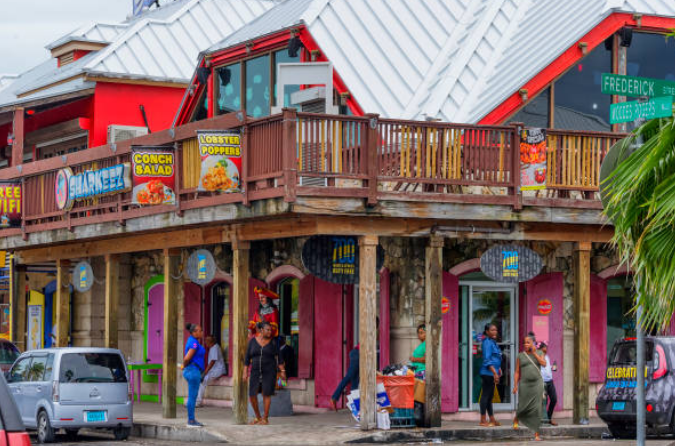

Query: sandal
[259,418,269,425]
[478,422,490,427]
[249,418,261,425]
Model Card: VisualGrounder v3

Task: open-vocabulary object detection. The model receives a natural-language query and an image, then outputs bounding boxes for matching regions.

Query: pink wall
[313,278,344,408]
[590,275,607,382]
[442,271,459,412]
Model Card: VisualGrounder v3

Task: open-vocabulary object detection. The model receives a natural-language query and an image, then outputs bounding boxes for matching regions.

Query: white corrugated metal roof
[3,0,278,107]
[205,0,675,122]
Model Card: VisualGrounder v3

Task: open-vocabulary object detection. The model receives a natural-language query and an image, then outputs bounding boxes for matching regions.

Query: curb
[348,424,608,443]
[132,422,229,443]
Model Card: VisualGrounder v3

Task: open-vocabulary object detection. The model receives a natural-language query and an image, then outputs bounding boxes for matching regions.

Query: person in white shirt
[539,342,558,425]
[196,335,226,406]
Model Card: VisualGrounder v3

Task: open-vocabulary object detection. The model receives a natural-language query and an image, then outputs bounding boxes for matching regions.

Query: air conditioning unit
[107,125,148,144]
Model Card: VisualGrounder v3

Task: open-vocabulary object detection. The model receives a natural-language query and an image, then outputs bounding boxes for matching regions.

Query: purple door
[442,271,460,412]
[313,278,344,408]
[147,283,164,364]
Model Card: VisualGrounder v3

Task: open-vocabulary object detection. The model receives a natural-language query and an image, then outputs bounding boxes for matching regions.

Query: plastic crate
[389,407,415,428]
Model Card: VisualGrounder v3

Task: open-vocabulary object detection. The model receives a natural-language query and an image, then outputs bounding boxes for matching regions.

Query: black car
[596,336,675,438]
[0,373,31,446]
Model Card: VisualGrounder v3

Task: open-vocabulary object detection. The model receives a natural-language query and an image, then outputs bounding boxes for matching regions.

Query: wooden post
[425,235,443,427]
[364,113,379,206]
[162,249,180,419]
[510,122,523,210]
[359,235,378,431]
[232,239,250,425]
[573,241,591,424]
[104,254,119,349]
[11,107,24,167]
[55,259,71,348]
[282,108,298,203]
[241,119,250,206]
[9,262,26,351]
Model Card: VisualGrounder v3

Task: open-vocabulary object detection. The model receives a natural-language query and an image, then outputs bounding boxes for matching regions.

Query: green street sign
[609,96,673,124]
[602,73,675,98]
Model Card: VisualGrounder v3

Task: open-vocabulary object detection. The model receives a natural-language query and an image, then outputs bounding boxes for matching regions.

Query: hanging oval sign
[441,297,450,314]
[301,235,385,284]
[479,244,543,283]
[537,298,553,315]
[186,249,216,286]
[71,261,94,293]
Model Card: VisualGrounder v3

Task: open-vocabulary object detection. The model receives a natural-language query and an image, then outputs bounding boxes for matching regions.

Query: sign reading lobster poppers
[131,146,176,205]
[55,164,132,211]
[480,244,543,283]
[197,130,241,193]
[0,182,21,228]
[520,128,547,191]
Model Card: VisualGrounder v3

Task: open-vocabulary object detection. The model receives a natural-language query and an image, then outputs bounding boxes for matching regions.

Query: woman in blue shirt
[479,323,502,427]
[182,323,206,427]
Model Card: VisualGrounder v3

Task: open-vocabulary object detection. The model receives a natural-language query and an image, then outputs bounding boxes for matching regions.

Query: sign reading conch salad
[197,130,241,193]
[520,128,547,191]
[55,164,132,211]
[131,146,176,205]
[0,182,21,228]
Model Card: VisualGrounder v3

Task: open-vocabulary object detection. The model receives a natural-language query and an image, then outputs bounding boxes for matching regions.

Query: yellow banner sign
[606,366,648,379]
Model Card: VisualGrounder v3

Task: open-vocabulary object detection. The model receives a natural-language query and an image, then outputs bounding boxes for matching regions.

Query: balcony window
[245,55,270,118]
[510,87,550,128]
[273,49,300,109]
[216,63,241,115]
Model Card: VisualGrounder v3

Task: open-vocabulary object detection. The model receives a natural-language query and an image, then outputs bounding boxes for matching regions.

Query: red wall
[90,82,184,147]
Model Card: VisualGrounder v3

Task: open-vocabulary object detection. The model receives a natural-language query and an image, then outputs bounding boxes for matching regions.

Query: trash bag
[378,375,415,409]
[414,401,425,427]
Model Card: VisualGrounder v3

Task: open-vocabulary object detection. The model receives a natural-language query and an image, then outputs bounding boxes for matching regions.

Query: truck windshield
[59,353,127,383]
[609,342,654,365]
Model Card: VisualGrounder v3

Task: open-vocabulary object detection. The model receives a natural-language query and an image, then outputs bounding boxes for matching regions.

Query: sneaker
[187,420,204,427]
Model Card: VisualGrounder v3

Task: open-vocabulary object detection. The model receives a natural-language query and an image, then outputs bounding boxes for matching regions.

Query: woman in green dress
[512,333,547,441]
[409,324,426,379]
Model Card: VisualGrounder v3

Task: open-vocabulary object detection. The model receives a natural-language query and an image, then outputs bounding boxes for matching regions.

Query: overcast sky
[0,0,131,74]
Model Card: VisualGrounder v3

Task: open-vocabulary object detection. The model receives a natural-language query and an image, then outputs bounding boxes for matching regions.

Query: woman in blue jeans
[182,323,206,427]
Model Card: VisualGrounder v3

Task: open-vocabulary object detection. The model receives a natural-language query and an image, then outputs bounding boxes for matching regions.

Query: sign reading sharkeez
[197,131,241,193]
[0,182,21,228]
[520,128,547,191]
[131,146,176,205]
[301,235,385,284]
[55,164,132,211]
[480,245,543,283]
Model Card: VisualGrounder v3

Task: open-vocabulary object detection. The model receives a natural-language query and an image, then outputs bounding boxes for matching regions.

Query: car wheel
[113,426,131,441]
[37,411,55,444]
[64,428,79,441]
[607,423,635,439]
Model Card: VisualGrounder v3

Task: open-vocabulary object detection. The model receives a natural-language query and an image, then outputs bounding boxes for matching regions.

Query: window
[8,356,31,383]
[607,276,635,358]
[59,353,127,383]
[27,355,48,381]
[273,49,300,109]
[609,341,653,364]
[0,340,19,365]
[277,277,299,377]
[510,88,550,127]
[210,282,230,371]
[216,63,241,115]
[246,55,271,118]
[191,88,208,122]
[627,32,675,81]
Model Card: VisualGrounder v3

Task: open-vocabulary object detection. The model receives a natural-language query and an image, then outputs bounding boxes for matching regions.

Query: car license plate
[85,411,106,422]
[612,402,626,411]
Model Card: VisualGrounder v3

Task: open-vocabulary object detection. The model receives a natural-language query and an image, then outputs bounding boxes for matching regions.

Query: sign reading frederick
[0,182,21,228]
[519,128,547,191]
[601,73,675,98]
[131,146,176,205]
[197,130,241,193]
[480,244,543,283]
[55,164,132,211]
[302,235,385,284]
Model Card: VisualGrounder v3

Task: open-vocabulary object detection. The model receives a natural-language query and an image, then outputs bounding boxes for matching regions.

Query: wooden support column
[425,235,443,427]
[573,241,591,424]
[9,262,26,351]
[232,239,250,425]
[104,254,119,349]
[359,235,378,431]
[162,249,180,419]
[11,107,24,167]
[55,259,70,348]
[282,108,298,203]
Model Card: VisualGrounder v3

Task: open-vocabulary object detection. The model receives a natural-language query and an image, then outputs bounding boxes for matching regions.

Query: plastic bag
[378,375,415,409]
[377,410,391,430]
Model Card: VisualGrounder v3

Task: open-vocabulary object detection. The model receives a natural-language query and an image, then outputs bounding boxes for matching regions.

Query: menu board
[520,128,547,191]
[132,146,176,205]
[0,182,21,228]
[197,131,241,193]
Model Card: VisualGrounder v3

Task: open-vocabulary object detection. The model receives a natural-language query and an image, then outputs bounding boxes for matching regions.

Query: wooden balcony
[0,110,623,244]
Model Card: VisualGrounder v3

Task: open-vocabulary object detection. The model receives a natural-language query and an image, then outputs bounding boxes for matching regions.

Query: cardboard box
[414,378,425,403]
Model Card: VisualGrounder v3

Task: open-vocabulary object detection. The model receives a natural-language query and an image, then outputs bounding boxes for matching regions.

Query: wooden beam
[104,254,119,349]
[358,235,378,431]
[25,118,85,147]
[9,262,26,351]
[55,259,70,348]
[424,235,443,427]
[162,248,180,419]
[11,108,24,167]
[231,239,250,425]
[573,241,591,424]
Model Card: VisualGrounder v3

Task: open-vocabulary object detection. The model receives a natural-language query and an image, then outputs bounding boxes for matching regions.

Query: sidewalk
[131,402,609,444]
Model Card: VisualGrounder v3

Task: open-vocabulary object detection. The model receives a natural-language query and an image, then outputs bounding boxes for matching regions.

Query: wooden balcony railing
[0,109,622,238]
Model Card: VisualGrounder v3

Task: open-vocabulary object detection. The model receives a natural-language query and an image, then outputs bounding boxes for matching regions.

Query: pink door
[379,268,391,370]
[313,278,344,408]
[147,282,164,364]
[184,283,202,342]
[590,275,607,383]
[442,271,459,412]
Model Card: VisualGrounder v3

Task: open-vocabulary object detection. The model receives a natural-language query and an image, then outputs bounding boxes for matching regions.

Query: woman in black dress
[245,321,286,425]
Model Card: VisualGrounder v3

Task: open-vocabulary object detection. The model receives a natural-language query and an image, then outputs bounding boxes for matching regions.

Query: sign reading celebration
[0,182,21,228]
[480,244,543,283]
[520,128,547,191]
[55,164,132,211]
[302,235,385,284]
[197,130,241,193]
[131,146,176,205]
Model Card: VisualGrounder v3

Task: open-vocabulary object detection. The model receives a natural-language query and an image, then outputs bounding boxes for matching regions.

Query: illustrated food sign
[197,131,241,193]
[132,146,176,205]
[520,128,547,191]
[480,244,543,283]
[0,182,21,228]
[186,249,216,286]
[55,164,132,211]
[301,235,385,284]
[537,299,553,315]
